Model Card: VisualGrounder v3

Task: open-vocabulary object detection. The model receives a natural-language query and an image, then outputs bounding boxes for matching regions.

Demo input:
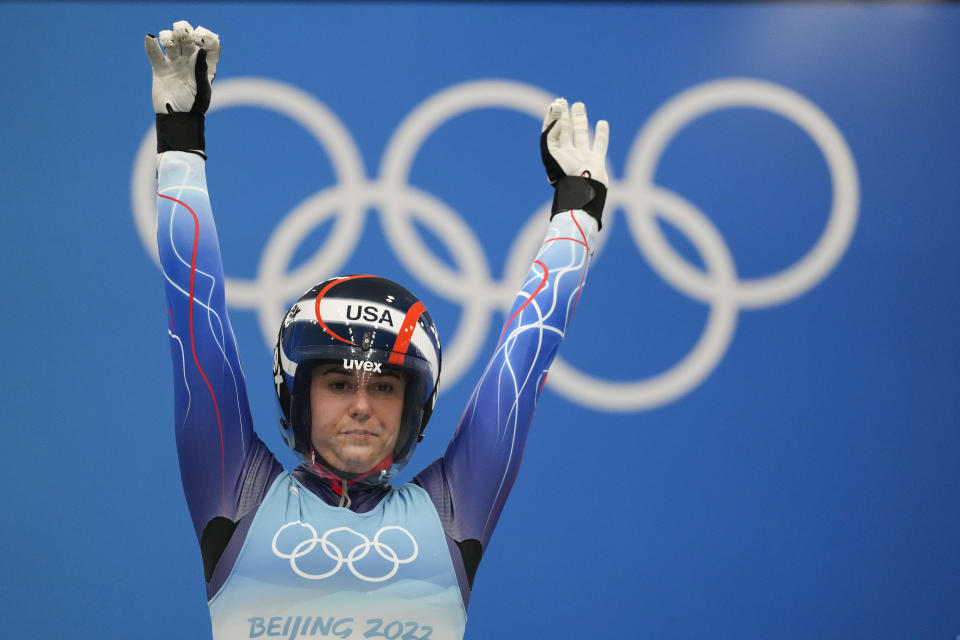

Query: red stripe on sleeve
[498,260,549,346]
[568,212,591,319]
[159,193,227,514]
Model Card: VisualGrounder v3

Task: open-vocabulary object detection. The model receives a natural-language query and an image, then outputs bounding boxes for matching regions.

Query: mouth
[340,430,378,442]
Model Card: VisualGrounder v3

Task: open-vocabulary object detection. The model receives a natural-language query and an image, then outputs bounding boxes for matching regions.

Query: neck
[292,464,392,513]
[308,447,394,484]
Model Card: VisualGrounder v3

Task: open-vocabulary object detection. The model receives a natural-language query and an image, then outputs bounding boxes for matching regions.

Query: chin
[339,452,382,473]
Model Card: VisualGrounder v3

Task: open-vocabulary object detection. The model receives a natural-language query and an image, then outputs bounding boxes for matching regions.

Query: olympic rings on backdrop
[131,77,859,411]
[272,521,418,582]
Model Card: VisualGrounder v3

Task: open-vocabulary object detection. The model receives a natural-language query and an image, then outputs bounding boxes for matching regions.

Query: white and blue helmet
[273,275,442,478]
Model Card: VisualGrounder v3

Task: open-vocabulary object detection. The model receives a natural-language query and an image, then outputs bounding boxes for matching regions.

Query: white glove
[541,98,609,188]
[145,20,220,114]
[540,98,610,228]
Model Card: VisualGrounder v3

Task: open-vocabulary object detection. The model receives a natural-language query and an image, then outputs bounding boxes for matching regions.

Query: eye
[327,379,352,393]
[371,382,395,395]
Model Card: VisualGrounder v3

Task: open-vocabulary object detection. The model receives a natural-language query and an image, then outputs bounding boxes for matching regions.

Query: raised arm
[148,23,278,551]
[416,98,609,588]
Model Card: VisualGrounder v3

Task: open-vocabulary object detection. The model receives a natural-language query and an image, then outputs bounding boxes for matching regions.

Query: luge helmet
[273,275,442,480]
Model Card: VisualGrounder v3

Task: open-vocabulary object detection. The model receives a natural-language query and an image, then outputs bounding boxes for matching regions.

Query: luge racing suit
[157,150,598,639]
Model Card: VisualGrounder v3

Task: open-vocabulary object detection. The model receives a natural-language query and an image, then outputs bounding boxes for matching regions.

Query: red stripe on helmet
[389,301,426,365]
[313,275,378,346]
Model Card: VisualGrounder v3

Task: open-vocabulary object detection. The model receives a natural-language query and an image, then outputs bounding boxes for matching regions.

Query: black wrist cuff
[550,176,606,230]
[156,112,206,157]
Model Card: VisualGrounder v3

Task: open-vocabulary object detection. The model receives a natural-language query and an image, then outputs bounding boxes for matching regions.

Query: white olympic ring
[132,77,859,411]
[271,521,418,583]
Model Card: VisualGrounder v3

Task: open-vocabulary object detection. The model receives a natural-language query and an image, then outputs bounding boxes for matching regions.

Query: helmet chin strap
[307,447,394,509]
[308,445,393,485]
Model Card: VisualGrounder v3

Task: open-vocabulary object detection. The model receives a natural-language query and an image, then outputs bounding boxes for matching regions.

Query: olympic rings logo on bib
[271,521,419,583]
[132,77,859,412]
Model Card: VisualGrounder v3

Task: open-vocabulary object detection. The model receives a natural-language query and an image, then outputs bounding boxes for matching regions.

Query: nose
[349,388,372,420]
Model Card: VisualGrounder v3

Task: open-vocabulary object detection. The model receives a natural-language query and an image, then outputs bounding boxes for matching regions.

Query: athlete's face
[310,364,406,474]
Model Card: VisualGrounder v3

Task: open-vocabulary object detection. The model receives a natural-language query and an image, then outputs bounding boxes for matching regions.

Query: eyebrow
[316,365,349,375]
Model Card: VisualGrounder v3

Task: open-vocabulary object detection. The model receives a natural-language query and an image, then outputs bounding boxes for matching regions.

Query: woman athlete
[147,19,609,640]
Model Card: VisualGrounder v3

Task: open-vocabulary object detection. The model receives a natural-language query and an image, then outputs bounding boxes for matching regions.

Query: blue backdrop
[1,2,958,638]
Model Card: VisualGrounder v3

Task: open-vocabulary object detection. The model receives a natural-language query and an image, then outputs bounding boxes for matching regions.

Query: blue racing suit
[157,150,599,639]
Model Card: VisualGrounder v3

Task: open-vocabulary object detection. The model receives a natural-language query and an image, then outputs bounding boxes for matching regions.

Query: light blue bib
[209,473,466,640]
